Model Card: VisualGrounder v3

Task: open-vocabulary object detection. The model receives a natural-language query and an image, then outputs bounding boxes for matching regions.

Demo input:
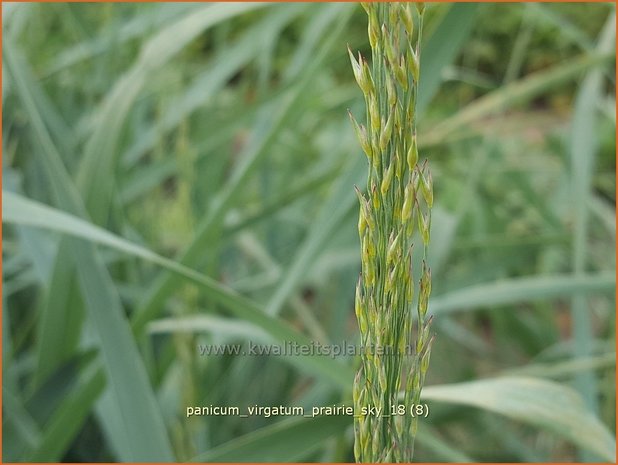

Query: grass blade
[122,4,305,167]
[417,3,480,116]
[190,415,350,462]
[415,427,475,463]
[4,44,175,461]
[77,2,271,223]
[431,273,615,315]
[266,157,364,316]
[43,4,199,77]
[148,315,271,342]
[2,190,355,388]
[568,14,615,459]
[423,52,614,147]
[27,370,106,462]
[132,4,355,332]
[3,41,89,388]
[421,377,616,461]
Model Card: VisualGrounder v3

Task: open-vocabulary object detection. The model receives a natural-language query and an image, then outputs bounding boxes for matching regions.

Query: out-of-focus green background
[2,2,616,462]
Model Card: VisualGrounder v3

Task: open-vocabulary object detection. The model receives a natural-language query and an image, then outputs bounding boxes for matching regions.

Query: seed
[408,47,419,83]
[400,4,414,37]
[379,109,394,152]
[349,111,372,159]
[387,232,401,264]
[406,134,418,171]
[369,94,380,133]
[401,181,415,222]
[386,73,397,107]
[420,170,433,208]
[381,162,394,196]
[358,207,367,237]
[395,57,408,90]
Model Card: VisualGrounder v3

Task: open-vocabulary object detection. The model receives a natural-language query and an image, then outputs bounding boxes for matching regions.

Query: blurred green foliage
[2,2,616,463]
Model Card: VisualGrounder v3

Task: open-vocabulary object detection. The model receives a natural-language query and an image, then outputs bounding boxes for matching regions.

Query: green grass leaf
[417,3,480,116]
[27,370,106,462]
[132,3,355,333]
[122,4,305,167]
[567,14,615,457]
[421,376,616,461]
[190,415,350,462]
[3,190,355,389]
[431,273,615,315]
[4,44,175,461]
[73,3,271,224]
[266,157,364,316]
[422,51,614,147]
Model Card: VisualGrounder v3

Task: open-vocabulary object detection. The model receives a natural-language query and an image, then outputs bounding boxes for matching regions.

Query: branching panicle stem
[350,3,433,462]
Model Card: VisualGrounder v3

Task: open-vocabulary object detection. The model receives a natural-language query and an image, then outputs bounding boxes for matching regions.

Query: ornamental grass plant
[3,3,615,463]
[349,3,433,462]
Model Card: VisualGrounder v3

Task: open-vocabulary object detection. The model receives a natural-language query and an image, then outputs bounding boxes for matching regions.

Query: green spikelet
[349,3,433,463]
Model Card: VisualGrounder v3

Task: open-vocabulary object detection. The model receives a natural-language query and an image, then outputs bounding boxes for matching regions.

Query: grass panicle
[350,3,433,462]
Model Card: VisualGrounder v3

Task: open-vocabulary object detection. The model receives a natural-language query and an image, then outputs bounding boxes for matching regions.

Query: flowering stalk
[350,3,433,462]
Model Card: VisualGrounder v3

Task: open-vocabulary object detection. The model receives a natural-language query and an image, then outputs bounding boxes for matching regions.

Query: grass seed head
[350,3,433,462]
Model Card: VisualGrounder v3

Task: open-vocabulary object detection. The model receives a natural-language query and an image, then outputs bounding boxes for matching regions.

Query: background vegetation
[2,2,616,462]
